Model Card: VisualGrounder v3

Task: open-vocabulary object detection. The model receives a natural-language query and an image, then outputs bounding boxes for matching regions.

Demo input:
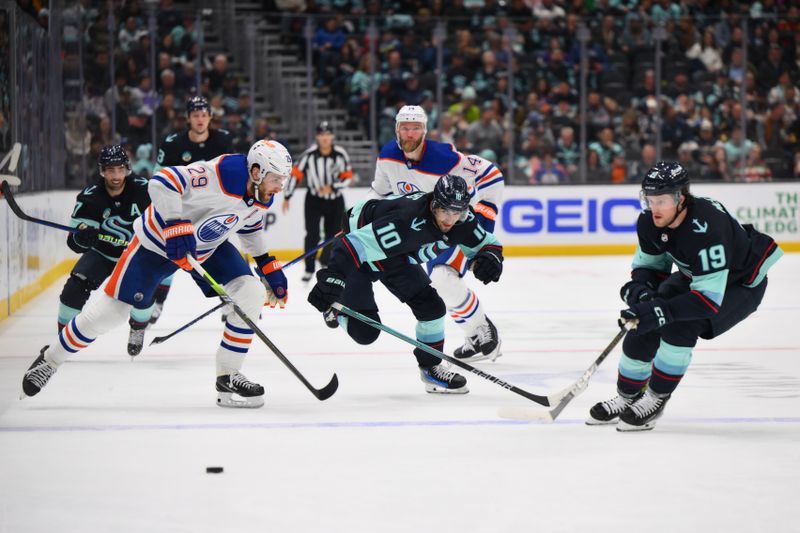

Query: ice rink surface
[1,255,798,533]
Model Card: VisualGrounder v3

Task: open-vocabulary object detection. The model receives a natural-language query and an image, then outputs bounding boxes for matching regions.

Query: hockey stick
[331,302,557,406]
[0,181,128,246]
[150,233,343,345]
[497,322,634,422]
[188,255,338,401]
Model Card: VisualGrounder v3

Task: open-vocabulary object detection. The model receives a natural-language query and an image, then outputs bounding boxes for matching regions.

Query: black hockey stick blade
[497,325,630,422]
[1,181,127,245]
[150,301,227,345]
[332,303,553,406]
[189,256,339,401]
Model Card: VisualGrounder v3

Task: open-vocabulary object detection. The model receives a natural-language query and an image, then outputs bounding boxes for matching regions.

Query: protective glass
[433,205,468,223]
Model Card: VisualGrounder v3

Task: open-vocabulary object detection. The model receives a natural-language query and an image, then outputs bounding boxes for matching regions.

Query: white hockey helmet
[247,140,292,184]
[395,105,428,144]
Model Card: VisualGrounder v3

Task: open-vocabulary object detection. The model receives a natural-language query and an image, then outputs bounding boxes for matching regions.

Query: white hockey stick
[497,321,635,422]
[0,142,22,185]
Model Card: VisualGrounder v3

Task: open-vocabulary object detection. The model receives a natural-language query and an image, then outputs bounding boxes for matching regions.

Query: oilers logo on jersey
[197,214,240,242]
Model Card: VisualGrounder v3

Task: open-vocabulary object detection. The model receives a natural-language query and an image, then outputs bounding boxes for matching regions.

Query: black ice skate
[617,389,671,432]
[419,364,469,394]
[301,272,313,283]
[127,327,145,357]
[21,346,58,398]
[453,317,502,362]
[216,372,265,408]
[586,391,643,425]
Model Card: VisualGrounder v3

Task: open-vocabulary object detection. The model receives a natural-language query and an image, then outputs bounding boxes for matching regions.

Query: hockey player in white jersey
[20,140,293,408]
[369,105,504,362]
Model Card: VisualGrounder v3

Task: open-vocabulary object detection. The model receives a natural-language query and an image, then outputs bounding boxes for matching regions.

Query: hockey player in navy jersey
[57,145,153,357]
[588,161,783,431]
[21,140,293,408]
[369,105,505,363]
[307,175,504,394]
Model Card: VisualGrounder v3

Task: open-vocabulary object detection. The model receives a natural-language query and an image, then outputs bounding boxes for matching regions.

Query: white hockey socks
[215,275,264,375]
[48,293,132,365]
[429,265,487,336]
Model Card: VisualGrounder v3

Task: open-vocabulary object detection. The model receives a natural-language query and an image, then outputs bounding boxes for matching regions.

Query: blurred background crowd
[4,0,800,189]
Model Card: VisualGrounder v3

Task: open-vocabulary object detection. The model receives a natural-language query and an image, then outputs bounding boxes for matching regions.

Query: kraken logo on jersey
[100,216,135,245]
[197,214,240,242]
[396,181,421,194]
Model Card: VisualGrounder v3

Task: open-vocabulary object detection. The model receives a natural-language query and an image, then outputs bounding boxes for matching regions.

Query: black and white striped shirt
[285,144,353,200]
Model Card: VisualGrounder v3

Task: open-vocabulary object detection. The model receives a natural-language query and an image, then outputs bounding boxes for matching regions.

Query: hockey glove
[164,219,196,270]
[72,224,100,249]
[307,268,346,313]
[619,280,656,306]
[472,245,504,284]
[619,298,672,335]
[255,254,288,308]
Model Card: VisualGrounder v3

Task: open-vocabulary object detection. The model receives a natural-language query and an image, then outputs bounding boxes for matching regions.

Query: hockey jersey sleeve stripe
[167,167,188,189]
[237,225,263,235]
[291,166,304,180]
[744,241,781,287]
[339,169,353,180]
[476,176,504,191]
[690,269,727,306]
[476,168,501,186]
[159,168,185,193]
[341,236,364,268]
[631,245,672,273]
[151,175,180,194]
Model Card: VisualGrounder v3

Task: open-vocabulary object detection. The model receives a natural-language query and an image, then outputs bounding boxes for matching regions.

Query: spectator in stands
[589,126,623,172]
[767,71,800,106]
[555,126,579,178]
[686,28,724,73]
[736,144,773,182]
[208,54,228,93]
[398,72,423,106]
[677,141,704,178]
[586,148,609,183]
[627,143,657,183]
[435,112,458,145]
[533,149,568,184]
[448,86,481,124]
[467,102,504,155]
[314,17,346,86]
[0,111,9,154]
[759,45,790,95]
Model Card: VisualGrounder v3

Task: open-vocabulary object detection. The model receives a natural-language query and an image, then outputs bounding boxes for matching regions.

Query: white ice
[1,255,799,533]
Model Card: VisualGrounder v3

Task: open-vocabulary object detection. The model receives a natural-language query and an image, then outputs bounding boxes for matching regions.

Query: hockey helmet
[247,140,292,184]
[186,95,210,115]
[640,161,689,211]
[432,174,470,222]
[98,145,131,176]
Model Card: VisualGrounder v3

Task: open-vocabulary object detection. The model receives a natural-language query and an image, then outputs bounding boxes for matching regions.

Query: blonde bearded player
[21,140,293,408]
[369,105,505,362]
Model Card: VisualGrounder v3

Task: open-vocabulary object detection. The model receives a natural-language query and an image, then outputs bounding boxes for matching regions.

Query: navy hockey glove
[620,280,656,306]
[255,254,288,308]
[307,268,346,313]
[164,219,196,270]
[72,224,100,249]
[619,298,672,335]
[472,245,503,284]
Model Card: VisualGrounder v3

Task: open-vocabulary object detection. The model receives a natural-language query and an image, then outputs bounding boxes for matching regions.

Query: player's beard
[400,137,423,153]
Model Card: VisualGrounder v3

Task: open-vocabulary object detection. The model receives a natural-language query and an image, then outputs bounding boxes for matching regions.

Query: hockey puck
[206,466,224,474]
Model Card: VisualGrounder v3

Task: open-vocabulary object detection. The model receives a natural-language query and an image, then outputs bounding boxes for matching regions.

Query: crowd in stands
[8,0,800,186]
[280,0,800,184]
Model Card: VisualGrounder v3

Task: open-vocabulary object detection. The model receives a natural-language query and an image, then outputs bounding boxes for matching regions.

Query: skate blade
[216,392,265,408]
[424,384,469,395]
[585,417,620,426]
[616,420,657,432]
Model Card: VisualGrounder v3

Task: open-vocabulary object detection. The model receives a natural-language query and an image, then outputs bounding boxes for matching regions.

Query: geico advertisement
[260,184,800,250]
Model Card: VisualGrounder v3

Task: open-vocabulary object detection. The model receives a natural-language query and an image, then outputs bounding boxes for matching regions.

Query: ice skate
[454,317,502,362]
[216,372,265,408]
[127,327,145,357]
[617,389,671,432]
[302,272,313,284]
[21,346,58,398]
[586,391,643,425]
[419,364,469,394]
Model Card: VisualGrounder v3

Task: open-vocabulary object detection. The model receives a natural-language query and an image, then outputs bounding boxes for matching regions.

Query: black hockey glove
[307,268,346,313]
[619,280,656,306]
[73,224,100,249]
[619,298,672,335]
[473,245,503,284]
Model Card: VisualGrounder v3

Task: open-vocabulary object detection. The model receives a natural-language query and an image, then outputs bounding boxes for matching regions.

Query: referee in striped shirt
[283,121,354,282]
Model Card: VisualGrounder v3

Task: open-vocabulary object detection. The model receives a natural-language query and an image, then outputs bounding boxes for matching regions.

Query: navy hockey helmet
[186,95,210,115]
[432,174,470,221]
[98,144,131,176]
[640,160,690,212]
